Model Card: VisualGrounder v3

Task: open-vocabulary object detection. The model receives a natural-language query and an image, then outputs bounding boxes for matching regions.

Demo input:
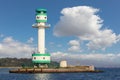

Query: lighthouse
[32,8,50,67]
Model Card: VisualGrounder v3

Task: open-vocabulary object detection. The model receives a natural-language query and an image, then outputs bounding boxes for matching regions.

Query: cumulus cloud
[86,29,120,50]
[51,51,120,67]
[54,6,102,37]
[54,6,120,50]
[0,36,35,58]
[27,37,34,43]
[68,40,81,52]
[0,34,4,38]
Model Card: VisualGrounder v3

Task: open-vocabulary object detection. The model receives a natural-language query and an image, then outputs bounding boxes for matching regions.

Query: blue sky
[0,0,120,67]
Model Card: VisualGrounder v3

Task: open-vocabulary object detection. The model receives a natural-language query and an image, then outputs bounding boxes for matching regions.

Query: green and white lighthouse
[32,8,50,67]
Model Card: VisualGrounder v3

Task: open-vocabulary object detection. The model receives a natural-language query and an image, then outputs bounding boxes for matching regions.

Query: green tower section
[36,9,47,23]
[32,53,50,64]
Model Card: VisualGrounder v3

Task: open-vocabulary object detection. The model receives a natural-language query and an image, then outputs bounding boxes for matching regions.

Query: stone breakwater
[9,66,103,73]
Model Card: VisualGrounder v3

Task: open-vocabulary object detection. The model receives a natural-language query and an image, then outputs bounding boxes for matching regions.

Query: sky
[0,0,120,67]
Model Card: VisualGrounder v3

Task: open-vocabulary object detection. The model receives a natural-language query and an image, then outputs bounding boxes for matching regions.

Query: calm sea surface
[0,68,120,80]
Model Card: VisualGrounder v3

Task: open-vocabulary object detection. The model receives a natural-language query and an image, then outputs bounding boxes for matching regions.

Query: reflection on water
[34,73,52,80]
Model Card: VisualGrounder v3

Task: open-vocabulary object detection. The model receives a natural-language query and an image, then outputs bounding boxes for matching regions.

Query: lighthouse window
[34,57,36,60]
[37,16,39,19]
[44,17,47,19]
[43,57,45,59]
[37,11,41,13]
[44,11,46,13]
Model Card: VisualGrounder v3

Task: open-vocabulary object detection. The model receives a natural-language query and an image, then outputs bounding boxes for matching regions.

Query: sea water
[0,68,120,80]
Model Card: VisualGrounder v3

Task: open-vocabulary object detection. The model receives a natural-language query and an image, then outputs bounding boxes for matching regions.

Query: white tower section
[33,22,49,54]
[38,23,45,54]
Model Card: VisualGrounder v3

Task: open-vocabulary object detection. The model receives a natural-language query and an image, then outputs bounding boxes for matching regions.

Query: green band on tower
[36,8,47,23]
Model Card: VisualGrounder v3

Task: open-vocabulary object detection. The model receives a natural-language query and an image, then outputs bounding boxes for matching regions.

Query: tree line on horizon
[0,58,59,68]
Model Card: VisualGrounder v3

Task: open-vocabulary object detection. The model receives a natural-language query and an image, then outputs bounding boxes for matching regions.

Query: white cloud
[68,40,81,52]
[54,6,120,50]
[51,51,120,67]
[49,42,62,48]
[68,46,80,52]
[57,44,62,47]
[27,37,34,43]
[54,6,102,37]
[0,34,4,38]
[86,29,120,50]
[68,40,80,46]
[0,36,35,58]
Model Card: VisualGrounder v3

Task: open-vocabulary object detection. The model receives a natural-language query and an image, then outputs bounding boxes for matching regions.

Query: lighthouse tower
[32,8,50,67]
